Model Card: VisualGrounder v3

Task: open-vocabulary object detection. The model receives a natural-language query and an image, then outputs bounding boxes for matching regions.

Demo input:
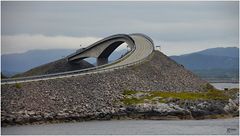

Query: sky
[1,1,239,56]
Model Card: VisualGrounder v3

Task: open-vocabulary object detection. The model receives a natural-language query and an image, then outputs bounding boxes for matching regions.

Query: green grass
[223,88,239,99]
[15,83,22,89]
[123,90,138,95]
[122,89,231,105]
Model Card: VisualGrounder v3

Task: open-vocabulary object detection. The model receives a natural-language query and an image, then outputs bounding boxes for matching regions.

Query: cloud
[1,34,102,54]
[1,34,131,55]
[158,39,238,56]
[2,1,238,39]
[132,19,238,42]
[1,2,238,55]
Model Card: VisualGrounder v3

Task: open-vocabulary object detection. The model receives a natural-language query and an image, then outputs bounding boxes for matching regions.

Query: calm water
[1,118,239,135]
[211,82,239,90]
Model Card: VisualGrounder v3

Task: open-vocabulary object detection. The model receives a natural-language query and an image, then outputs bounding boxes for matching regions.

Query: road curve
[108,33,154,68]
[67,34,136,62]
[1,33,154,84]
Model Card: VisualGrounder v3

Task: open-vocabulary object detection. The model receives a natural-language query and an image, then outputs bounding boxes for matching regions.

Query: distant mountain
[1,49,128,77]
[170,47,239,81]
[196,47,239,58]
[1,49,76,77]
[171,53,238,70]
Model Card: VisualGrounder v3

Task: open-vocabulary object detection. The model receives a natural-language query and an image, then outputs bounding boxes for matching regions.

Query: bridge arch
[67,34,135,66]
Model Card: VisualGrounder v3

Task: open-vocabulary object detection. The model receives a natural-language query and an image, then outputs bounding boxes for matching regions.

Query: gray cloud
[1,34,102,54]
[1,1,239,55]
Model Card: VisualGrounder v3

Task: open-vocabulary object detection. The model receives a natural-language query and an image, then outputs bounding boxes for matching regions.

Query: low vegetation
[122,88,236,105]
[15,83,22,89]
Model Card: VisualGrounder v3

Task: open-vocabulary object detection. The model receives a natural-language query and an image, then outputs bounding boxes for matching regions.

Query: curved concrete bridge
[67,34,136,66]
[1,33,154,84]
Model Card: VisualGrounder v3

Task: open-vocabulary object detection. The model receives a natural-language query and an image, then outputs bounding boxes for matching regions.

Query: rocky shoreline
[2,90,239,127]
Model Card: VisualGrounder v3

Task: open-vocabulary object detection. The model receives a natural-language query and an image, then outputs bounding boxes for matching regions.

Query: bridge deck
[106,34,153,68]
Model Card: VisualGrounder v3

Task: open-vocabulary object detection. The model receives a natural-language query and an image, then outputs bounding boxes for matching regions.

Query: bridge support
[97,58,108,66]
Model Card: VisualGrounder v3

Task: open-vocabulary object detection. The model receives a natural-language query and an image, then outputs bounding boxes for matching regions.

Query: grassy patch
[123,90,138,95]
[122,89,230,105]
[15,83,22,89]
[206,89,228,100]
[223,88,239,99]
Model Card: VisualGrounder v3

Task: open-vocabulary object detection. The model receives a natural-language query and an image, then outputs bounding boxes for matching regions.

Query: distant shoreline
[209,81,239,83]
[206,79,239,83]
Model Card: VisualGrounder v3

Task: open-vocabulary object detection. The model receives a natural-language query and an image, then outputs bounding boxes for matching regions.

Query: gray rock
[153,103,174,113]
[151,96,163,101]
[56,113,69,119]
[134,103,153,112]
[27,111,36,116]
[132,92,150,99]
[32,115,42,121]
[43,113,54,119]
[224,99,239,113]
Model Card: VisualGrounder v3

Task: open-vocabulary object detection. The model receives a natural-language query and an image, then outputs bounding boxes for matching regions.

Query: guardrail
[1,34,154,84]
[130,33,154,47]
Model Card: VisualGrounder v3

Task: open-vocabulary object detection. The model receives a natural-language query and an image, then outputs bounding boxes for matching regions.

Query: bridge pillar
[97,58,108,66]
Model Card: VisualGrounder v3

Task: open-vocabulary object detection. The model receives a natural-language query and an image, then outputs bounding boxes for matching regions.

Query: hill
[196,47,238,57]
[171,53,238,70]
[170,47,239,81]
[1,49,76,77]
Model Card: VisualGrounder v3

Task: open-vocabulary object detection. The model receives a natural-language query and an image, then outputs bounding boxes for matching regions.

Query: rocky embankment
[117,90,239,120]
[2,51,238,126]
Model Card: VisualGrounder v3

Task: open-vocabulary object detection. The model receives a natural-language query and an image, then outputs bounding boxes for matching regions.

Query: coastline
[2,87,239,127]
[2,94,239,127]
[2,111,237,127]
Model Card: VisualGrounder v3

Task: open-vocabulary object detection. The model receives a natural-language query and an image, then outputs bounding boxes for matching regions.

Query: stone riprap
[118,99,239,120]
[2,51,214,125]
